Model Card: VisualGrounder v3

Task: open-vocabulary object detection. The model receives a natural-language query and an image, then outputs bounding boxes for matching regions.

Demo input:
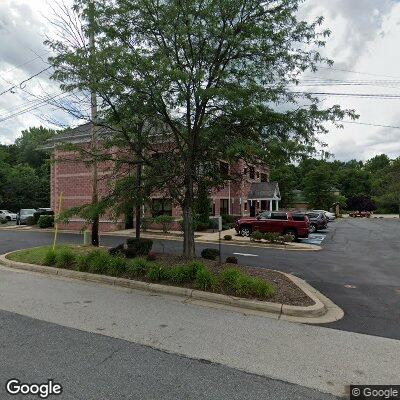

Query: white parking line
[233,252,259,257]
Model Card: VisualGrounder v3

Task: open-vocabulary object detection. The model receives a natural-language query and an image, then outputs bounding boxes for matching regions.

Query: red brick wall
[51,146,270,231]
[52,146,125,232]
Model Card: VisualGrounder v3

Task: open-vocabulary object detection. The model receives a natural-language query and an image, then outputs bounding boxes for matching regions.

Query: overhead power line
[341,120,400,130]
[291,91,400,99]
[317,66,400,80]
[0,66,52,96]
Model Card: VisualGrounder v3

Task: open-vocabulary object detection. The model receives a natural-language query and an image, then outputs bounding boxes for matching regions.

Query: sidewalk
[0,264,398,397]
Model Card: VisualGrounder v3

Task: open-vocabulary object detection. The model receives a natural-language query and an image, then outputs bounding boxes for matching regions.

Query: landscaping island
[6,245,314,307]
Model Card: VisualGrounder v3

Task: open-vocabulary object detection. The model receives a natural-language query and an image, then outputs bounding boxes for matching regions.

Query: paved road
[0,218,399,339]
[0,310,338,400]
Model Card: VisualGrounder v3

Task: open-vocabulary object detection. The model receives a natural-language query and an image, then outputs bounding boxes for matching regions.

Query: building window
[151,198,172,216]
[249,166,255,179]
[220,199,229,215]
[260,173,268,182]
[244,202,248,211]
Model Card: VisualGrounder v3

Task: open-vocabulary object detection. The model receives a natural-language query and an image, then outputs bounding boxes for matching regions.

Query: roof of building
[43,121,170,150]
[43,123,113,149]
[247,182,280,200]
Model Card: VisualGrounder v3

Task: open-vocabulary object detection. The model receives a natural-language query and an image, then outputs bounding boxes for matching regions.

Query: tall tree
[303,164,335,209]
[48,0,355,257]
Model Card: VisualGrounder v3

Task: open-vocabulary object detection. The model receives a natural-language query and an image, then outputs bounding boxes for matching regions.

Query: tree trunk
[182,164,194,256]
[135,162,142,240]
[183,202,195,258]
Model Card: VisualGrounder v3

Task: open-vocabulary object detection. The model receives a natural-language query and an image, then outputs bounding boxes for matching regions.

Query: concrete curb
[0,252,342,323]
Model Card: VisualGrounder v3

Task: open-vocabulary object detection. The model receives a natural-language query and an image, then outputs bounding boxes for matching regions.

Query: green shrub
[127,257,150,278]
[200,248,220,260]
[33,210,54,225]
[220,268,242,291]
[194,220,209,232]
[166,266,191,284]
[0,218,7,224]
[263,232,282,244]
[75,253,90,272]
[152,215,174,234]
[37,215,54,228]
[26,216,36,226]
[55,248,75,268]
[225,256,238,264]
[250,231,263,242]
[86,250,110,274]
[220,267,275,299]
[234,275,253,296]
[107,256,127,277]
[223,235,232,241]
[221,214,235,225]
[282,234,294,243]
[140,217,151,232]
[147,264,166,282]
[195,267,218,291]
[43,249,57,266]
[186,261,205,279]
[125,238,153,257]
[250,277,276,298]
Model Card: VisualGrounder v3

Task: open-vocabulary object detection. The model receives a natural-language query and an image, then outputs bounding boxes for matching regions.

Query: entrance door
[249,201,256,217]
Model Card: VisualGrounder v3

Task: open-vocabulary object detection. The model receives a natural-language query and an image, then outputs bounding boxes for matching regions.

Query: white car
[0,210,17,221]
[313,210,335,221]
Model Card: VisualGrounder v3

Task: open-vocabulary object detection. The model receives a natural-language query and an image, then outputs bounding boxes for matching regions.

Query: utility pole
[89,0,99,246]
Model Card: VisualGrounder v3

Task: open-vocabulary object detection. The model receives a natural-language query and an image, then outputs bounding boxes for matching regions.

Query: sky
[0,0,400,161]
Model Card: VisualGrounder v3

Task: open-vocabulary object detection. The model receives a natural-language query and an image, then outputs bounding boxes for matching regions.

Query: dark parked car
[16,209,37,225]
[306,212,328,233]
[235,211,310,240]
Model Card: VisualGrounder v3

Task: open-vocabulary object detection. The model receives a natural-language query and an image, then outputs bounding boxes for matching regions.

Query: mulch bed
[136,253,314,307]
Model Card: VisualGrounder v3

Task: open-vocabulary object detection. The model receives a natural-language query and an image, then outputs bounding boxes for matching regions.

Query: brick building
[46,123,280,232]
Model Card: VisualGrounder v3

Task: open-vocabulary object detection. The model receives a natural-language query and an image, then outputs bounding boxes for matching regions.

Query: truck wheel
[284,229,298,241]
[239,226,252,237]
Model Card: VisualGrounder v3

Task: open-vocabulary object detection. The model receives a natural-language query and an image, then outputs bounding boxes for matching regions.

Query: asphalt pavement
[0,310,340,400]
[0,218,399,339]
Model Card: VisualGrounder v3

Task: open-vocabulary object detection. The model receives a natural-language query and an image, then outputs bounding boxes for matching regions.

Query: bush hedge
[250,231,294,244]
[220,268,275,298]
[152,215,174,234]
[37,215,54,228]
[125,238,153,257]
[223,234,232,241]
[201,248,220,260]
[35,247,276,300]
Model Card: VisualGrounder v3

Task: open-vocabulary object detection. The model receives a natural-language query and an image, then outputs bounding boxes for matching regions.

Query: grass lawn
[7,245,93,265]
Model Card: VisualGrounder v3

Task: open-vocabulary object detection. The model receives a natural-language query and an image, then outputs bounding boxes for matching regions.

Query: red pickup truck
[235,211,310,239]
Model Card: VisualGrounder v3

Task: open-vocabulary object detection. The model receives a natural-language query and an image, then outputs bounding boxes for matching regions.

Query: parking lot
[300,232,327,245]
[0,217,399,339]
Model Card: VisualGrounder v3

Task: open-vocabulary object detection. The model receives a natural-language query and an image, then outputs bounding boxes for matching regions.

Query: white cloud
[301,0,400,160]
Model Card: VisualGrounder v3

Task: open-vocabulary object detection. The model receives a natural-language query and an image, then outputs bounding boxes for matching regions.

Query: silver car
[16,209,37,225]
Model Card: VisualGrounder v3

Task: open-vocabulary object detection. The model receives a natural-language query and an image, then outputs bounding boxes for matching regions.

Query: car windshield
[21,209,36,215]
[307,213,320,218]
[258,211,271,219]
